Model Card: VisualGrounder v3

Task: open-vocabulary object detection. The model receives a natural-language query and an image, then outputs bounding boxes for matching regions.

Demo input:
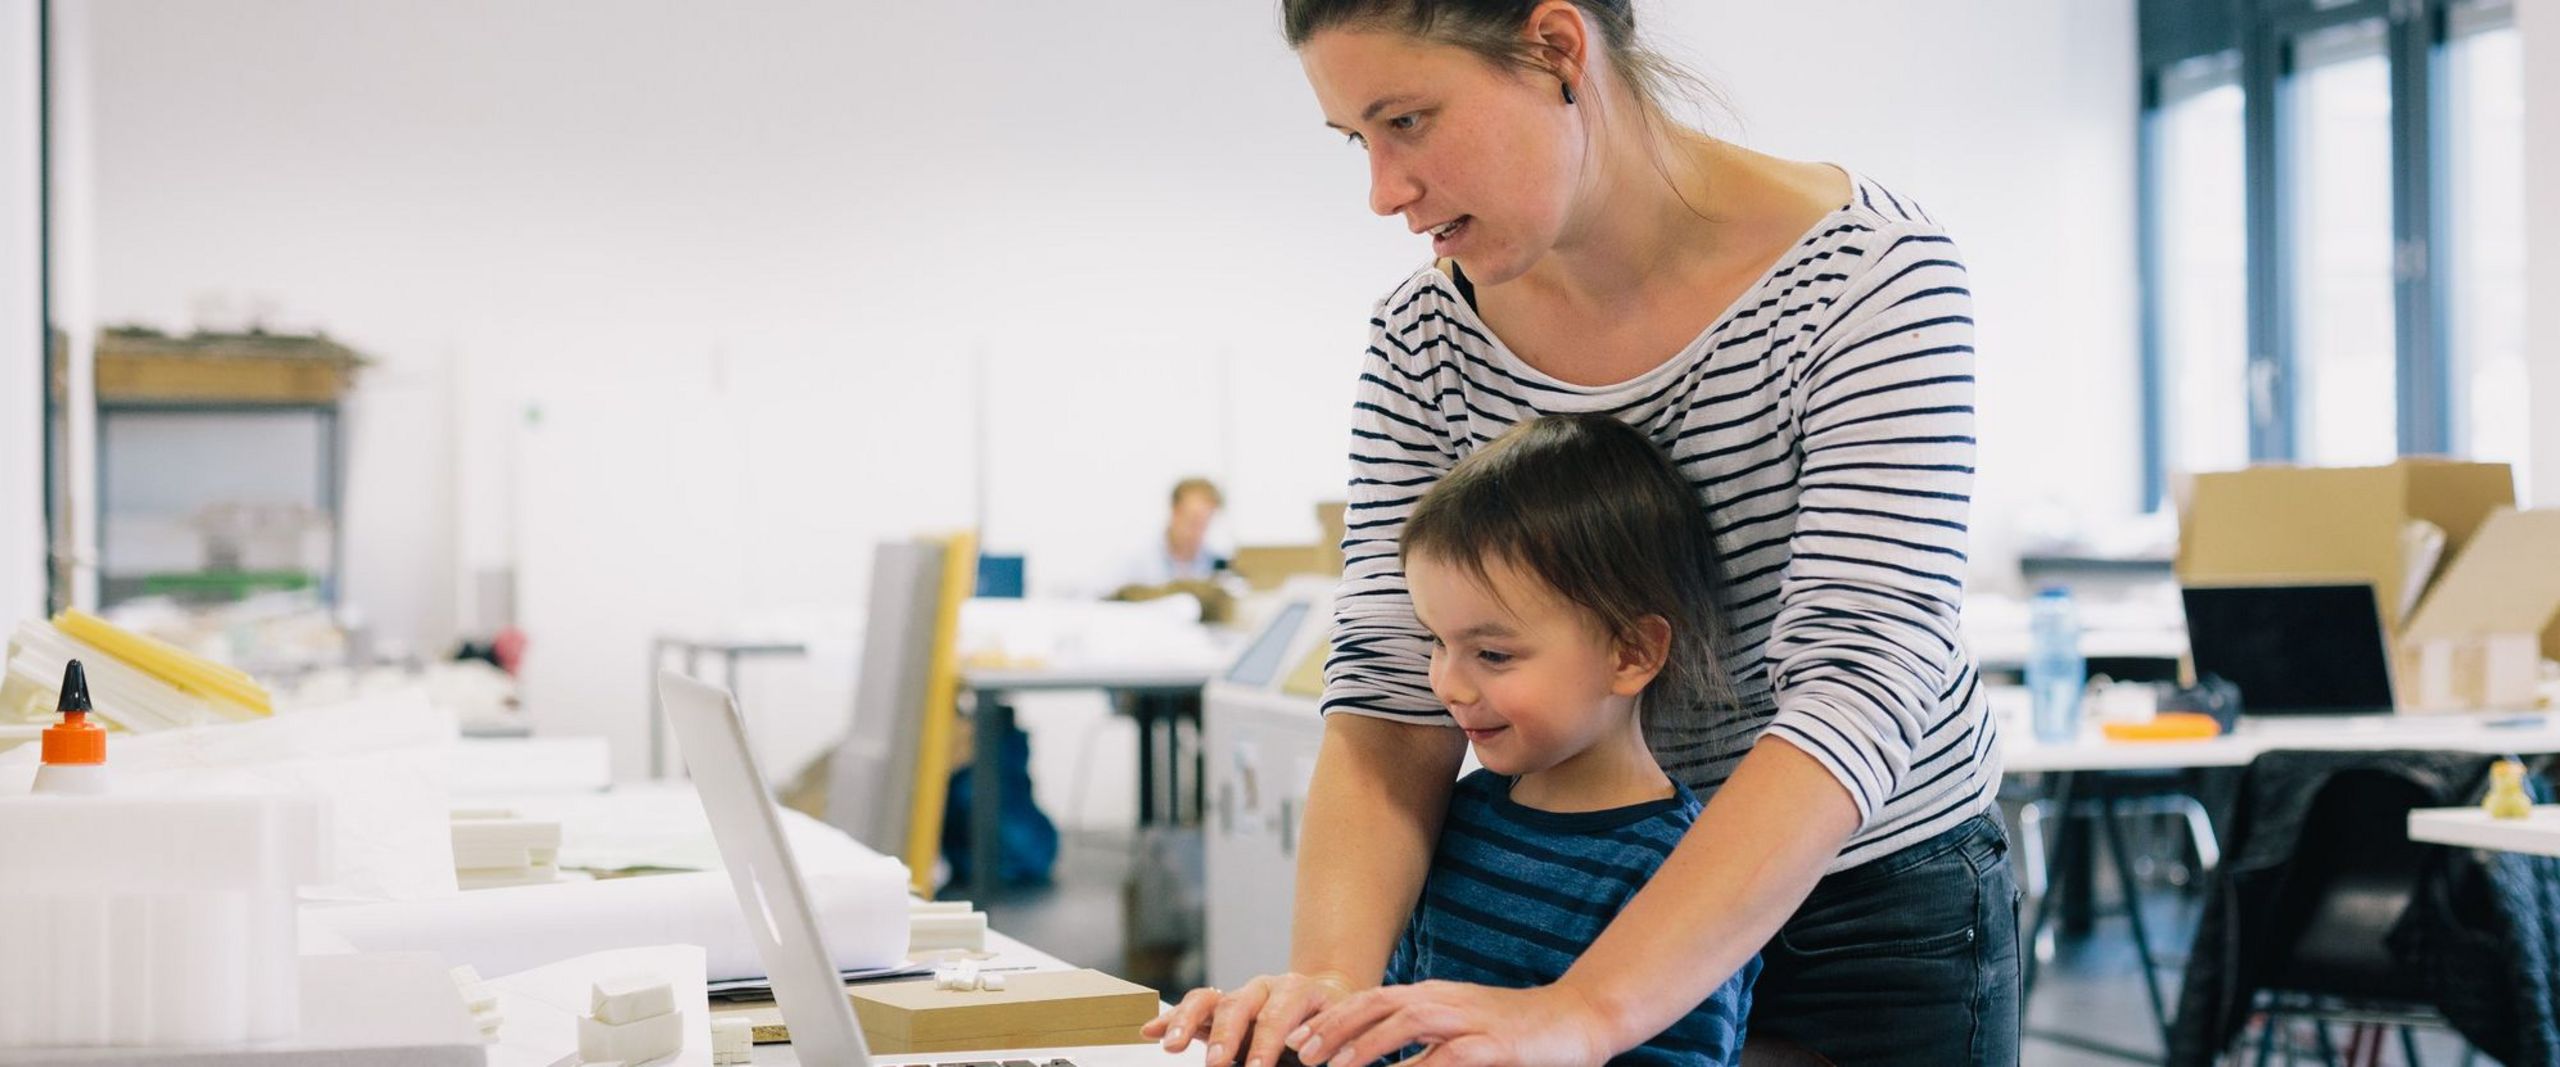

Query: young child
[1385,412,1755,1065]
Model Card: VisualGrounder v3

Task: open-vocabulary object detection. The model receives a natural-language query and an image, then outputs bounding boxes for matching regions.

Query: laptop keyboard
[915,1060,1079,1067]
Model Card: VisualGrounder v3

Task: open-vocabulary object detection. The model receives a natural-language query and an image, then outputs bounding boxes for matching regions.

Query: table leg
[971,689,1007,900]
[1135,694,1158,826]
[2098,793,2174,1042]
[1186,692,1206,824]
[2022,771,2079,999]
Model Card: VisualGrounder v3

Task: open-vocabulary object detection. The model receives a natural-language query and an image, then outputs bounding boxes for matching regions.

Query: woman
[1143,2,2017,1064]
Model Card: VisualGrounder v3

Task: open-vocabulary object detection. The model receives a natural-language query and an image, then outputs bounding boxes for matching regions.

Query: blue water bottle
[2027,587,2086,744]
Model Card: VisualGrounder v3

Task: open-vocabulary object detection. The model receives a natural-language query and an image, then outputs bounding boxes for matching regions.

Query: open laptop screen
[1224,602,1309,688]
[2180,583,2396,716]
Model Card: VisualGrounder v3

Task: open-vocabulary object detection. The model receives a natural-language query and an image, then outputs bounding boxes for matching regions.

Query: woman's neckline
[1428,167,1864,395]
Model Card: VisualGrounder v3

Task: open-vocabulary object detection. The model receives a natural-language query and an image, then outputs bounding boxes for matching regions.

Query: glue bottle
[31,659,110,795]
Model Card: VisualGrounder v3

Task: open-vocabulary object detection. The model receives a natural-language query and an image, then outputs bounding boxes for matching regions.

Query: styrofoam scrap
[711,1015,752,1062]
[980,971,1007,991]
[909,910,988,952]
[449,964,485,987]
[451,817,563,849]
[908,899,971,913]
[453,843,560,869]
[461,983,500,1014]
[457,863,563,890]
[590,973,678,1026]
[578,1008,682,1063]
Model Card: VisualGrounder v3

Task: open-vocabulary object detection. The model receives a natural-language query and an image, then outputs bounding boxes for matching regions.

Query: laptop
[2180,583,2399,722]
[658,670,1190,1067]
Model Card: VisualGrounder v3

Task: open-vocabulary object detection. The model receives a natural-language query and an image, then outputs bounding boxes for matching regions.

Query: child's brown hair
[1399,413,1737,744]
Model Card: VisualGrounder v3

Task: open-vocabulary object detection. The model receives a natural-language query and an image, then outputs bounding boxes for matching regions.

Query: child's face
[1408,551,1656,777]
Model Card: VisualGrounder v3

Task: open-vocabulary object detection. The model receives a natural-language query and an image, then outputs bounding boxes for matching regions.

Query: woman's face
[1300,28,1582,286]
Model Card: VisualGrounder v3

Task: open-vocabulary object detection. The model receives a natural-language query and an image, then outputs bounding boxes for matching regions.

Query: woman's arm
[1154,716,1464,1067]
[1560,736,1855,1048]
[1150,283,1472,1066]
[1286,737,1854,1066]
[1290,713,1468,986]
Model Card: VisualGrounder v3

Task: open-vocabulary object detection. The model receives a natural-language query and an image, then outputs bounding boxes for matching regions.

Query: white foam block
[578,1007,682,1063]
[590,973,678,1025]
[908,911,987,952]
[711,1015,752,1063]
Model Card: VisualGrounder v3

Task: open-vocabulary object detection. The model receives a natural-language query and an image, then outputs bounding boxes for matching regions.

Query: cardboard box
[1229,545,1334,592]
[2176,459,2515,642]
[2397,508,2560,712]
[1316,500,1348,573]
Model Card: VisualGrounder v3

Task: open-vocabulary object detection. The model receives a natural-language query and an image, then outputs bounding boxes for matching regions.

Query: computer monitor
[1223,601,1310,688]
[2180,583,2397,716]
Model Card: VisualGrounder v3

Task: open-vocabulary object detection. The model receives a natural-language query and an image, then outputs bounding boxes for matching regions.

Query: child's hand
[1142,972,1357,1067]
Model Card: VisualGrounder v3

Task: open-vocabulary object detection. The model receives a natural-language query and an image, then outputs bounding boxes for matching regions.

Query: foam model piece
[449,964,504,1042]
[578,975,682,1064]
[710,1017,753,1065]
[0,791,326,1048]
[591,974,679,1026]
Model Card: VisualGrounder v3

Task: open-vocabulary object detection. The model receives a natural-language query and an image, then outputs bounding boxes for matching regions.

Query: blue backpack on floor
[939,718,1059,888]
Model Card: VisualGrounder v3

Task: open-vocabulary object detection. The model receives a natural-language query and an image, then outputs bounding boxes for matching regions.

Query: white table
[2004,706,2560,1052]
[2000,710,2560,774]
[2407,805,2560,858]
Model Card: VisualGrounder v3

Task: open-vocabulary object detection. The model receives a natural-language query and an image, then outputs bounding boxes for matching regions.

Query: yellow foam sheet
[53,610,272,716]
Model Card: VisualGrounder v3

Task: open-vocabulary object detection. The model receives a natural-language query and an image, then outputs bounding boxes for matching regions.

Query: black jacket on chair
[2166,749,2560,1066]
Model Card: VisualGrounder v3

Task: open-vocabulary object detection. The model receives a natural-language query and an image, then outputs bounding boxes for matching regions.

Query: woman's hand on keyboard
[1142,971,1354,1067]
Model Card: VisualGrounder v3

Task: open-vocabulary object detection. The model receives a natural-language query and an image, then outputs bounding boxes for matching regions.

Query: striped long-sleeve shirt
[1324,172,1998,870]
[1385,771,1755,1064]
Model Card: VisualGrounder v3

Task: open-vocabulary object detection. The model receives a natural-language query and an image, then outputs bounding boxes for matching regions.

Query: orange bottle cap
[43,711,106,765]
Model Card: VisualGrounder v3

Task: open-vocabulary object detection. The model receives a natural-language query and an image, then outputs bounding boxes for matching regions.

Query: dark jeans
[1750,814,2023,1066]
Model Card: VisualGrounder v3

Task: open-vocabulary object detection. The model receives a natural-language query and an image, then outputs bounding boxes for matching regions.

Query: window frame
[2137,0,2510,509]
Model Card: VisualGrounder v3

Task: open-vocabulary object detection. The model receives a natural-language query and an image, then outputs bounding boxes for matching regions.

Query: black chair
[2245,770,2462,1065]
[2167,751,2533,1066]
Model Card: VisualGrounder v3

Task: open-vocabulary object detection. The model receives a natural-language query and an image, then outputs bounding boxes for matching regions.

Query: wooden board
[710,969,1155,1052]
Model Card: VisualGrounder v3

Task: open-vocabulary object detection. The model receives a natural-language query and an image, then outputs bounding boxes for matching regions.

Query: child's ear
[1611,615,1673,697]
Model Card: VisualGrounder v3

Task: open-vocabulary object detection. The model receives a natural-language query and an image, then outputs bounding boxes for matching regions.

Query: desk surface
[2000,711,2560,773]
[2407,806,2560,858]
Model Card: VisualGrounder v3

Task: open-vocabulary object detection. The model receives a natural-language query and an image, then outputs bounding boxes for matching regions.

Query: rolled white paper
[311,859,909,981]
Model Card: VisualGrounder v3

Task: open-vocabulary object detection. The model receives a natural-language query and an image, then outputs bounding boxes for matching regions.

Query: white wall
[82,1,2144,795]
[0,0,38,618]
[2526,1,2559,508]
[1667,0,2146,567]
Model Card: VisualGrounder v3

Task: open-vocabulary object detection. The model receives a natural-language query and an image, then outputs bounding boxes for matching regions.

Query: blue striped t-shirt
[1386,770,1757,1065]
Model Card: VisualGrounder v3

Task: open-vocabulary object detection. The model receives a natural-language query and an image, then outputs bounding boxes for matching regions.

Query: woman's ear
[1523,0,1590,89]
[1611,614,1672,697]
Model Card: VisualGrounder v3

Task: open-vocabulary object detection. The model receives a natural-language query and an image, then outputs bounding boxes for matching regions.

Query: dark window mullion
[2137,68,2166,511]
[2242,15,2295,461]
[2389,0,2453,456]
